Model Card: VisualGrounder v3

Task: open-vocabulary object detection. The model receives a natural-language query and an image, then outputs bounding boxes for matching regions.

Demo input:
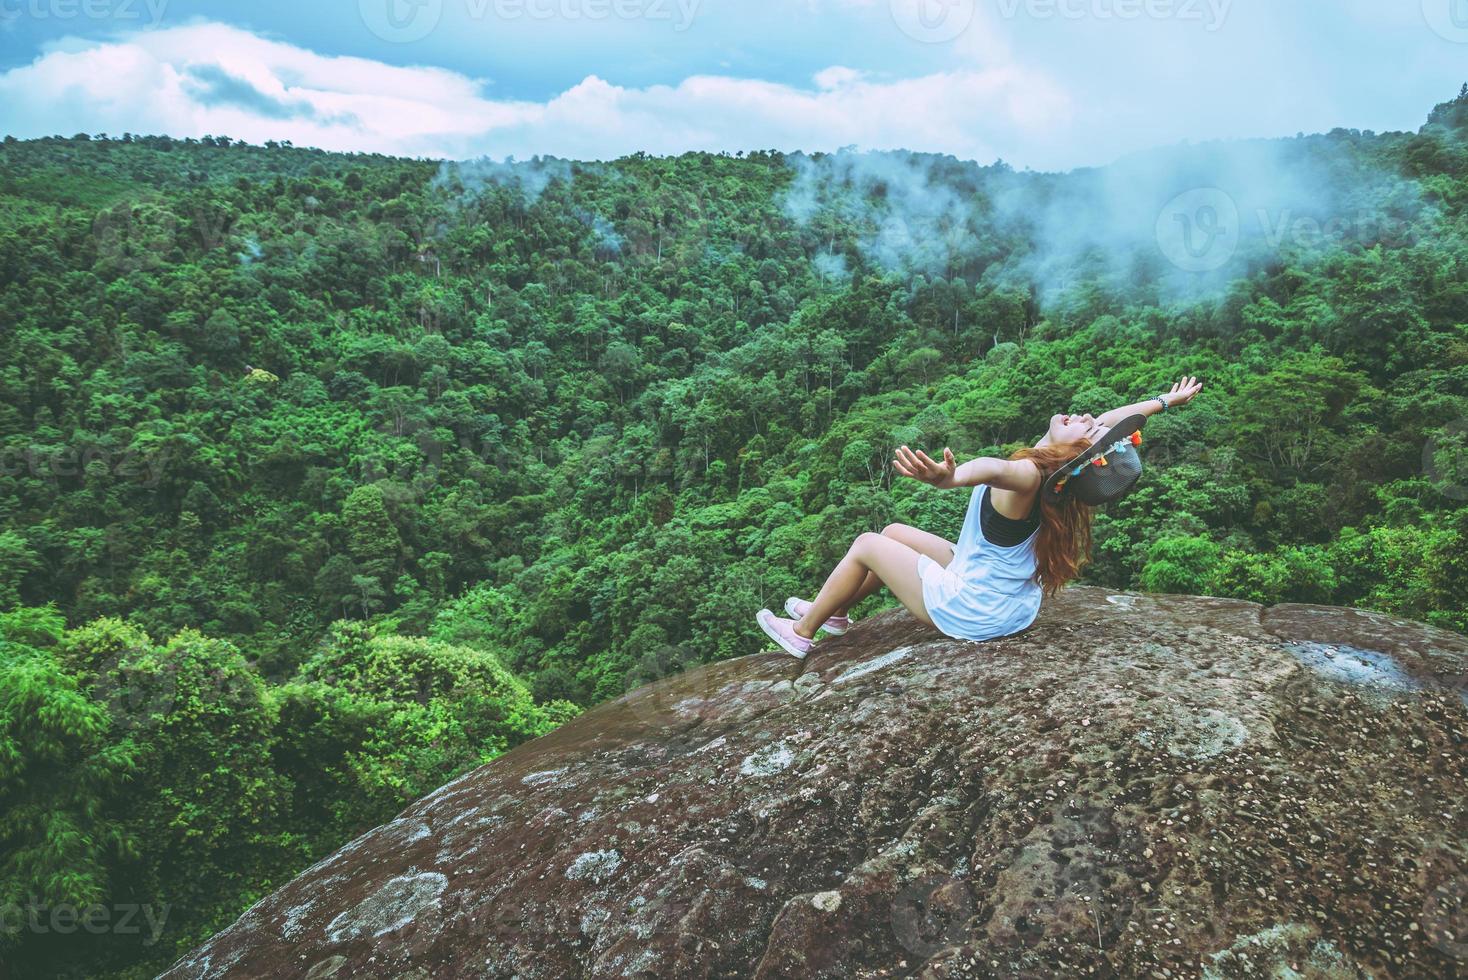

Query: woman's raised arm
[894,447,1041,492]
[1095,374,1203,428]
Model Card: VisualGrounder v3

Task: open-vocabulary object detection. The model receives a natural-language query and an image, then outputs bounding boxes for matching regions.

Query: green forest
[2,88,1466,977]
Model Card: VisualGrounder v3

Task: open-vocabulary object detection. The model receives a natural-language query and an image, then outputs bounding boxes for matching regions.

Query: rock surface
[162,588,1468,978]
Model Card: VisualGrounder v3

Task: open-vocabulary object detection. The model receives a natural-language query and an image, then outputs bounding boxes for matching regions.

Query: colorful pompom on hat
[1041,414,1148,506]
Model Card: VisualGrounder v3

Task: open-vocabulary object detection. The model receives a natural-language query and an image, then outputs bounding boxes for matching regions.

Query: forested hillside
[2,89,1466,977]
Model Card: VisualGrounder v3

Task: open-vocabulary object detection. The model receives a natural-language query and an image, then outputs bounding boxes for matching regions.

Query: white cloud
[0,22,1071,163]
[812,65,865,90]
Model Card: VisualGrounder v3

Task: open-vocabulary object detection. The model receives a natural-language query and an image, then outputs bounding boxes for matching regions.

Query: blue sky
[0,0,1463,170]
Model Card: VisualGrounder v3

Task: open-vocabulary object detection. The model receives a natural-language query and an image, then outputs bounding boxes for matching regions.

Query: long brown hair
[1009,438,1095,597]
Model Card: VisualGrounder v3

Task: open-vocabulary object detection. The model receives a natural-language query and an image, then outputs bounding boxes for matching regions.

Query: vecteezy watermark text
[995,0,1230,30]
[0,0,167,26]
[359,0,700,43]
[1256,208,1414,251]
[0,901,171,946]
[0,445,168,488]
[1156,186,1417,273]
[891,0,1228,44]
[467,0,698,25]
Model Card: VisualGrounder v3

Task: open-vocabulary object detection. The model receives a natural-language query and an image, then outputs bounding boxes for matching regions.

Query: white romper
[916,484,1043,641]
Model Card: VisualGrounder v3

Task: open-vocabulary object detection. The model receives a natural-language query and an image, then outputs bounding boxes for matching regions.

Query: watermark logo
[92,205,178,276]
[1443,671,1468,709]
[890,872,975,955]
[1423,416,1468,501]
[1422,0,1468,43]
[1423,854,1467,960]
[359,0,443,42]
[1155,187,1239,273]
[93,648,179,733]
[890,0,975,43]
[618,641,730,733]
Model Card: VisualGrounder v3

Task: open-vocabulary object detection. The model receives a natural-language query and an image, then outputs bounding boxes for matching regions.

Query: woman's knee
[881,522,911,539]
[853,531,885,556]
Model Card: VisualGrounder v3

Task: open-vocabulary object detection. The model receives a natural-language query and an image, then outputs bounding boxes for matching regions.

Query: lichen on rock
[323,872,447,943]
[565,849,622,884]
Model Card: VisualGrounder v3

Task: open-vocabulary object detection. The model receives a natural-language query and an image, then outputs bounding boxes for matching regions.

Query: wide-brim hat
[1041,414,1148,506]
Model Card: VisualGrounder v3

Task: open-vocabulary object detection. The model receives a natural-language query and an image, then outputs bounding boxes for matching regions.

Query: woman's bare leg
[835,523,956,615]
[794,532,935,639]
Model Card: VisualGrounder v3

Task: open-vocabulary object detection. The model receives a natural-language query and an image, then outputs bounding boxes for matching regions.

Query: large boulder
[162,588,1467,978]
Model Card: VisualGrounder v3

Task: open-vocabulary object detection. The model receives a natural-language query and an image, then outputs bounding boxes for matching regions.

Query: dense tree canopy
[1,90,1466,975]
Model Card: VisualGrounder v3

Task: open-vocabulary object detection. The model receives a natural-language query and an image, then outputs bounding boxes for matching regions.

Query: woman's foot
[784,597,850,636]
[757,609,814,659]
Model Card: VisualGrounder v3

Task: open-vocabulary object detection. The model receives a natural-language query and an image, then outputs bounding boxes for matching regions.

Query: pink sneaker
[757,609,814,659]
[784,597,850,636]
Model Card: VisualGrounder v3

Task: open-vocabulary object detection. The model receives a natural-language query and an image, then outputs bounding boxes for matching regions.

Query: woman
[756,376,1203,658]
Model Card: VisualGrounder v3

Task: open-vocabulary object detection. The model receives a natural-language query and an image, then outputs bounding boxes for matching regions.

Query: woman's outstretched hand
[1163,374,1203,408]
[894,445,958,489]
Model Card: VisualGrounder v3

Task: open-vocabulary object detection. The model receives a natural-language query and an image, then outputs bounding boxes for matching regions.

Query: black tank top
[981,488,1040,547]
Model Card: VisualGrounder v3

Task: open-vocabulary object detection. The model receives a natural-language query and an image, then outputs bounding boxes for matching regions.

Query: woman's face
[1049,412,1104,444]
